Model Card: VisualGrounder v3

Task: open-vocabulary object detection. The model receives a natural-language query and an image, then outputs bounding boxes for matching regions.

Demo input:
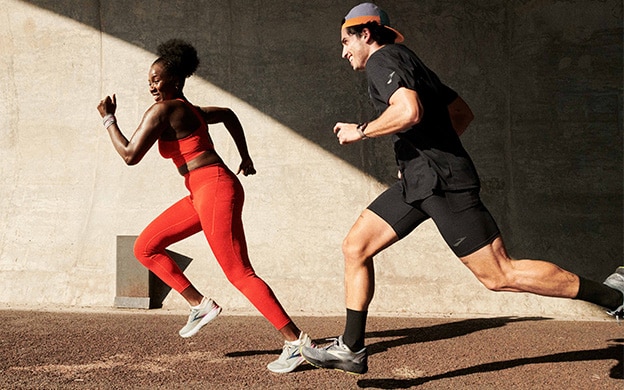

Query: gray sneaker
[267,332,313,373]
[179,298,222,338]
[301,336,368,374]
[604,266,624,320]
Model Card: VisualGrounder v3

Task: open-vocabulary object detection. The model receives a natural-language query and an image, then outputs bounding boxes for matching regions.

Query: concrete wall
[0,0,621,319]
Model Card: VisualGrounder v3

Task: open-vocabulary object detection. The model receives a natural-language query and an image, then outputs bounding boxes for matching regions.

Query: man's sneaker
[178,297,222,338]
[604,266,624,321]
[301,335,368,374]
[267,332,313,373]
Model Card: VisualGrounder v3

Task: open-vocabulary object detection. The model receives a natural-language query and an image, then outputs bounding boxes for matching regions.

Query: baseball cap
[342,3,404,43]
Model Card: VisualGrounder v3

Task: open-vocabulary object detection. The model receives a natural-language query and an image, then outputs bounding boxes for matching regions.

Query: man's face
[341,28,369,71]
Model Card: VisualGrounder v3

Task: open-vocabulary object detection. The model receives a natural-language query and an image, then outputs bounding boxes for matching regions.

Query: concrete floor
[1,309,622,389]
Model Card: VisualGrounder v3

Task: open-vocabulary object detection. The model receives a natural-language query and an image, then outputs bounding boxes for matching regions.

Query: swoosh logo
[453,237,466,247]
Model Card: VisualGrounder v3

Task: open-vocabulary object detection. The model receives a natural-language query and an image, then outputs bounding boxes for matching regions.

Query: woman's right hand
[97,94,117,117]
[237,157,256,176]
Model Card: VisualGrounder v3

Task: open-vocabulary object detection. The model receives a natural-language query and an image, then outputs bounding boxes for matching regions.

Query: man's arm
[334,87,422,144]
[447,96,474,136]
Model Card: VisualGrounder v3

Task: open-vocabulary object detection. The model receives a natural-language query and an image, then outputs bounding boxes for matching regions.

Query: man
[300,2,624,375]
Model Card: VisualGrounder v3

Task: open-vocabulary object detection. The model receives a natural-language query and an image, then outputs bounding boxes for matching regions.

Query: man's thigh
[422,190,500,257]
[366,182,429,240]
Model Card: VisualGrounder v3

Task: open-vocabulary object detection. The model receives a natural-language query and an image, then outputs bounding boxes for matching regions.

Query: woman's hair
[343,21,397,46]
[154,39,199,84]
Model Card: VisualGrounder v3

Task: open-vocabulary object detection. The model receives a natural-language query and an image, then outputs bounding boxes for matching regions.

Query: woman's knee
[226,269,258,292]
[133,233,161,262]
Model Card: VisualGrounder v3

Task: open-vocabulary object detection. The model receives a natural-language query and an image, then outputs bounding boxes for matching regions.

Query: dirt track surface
[0,309,622,389]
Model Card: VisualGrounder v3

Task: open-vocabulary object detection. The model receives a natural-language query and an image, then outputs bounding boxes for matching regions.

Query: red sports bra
[158,100,215,168]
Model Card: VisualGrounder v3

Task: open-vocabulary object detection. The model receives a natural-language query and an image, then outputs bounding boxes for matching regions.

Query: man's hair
[343,21,398,45]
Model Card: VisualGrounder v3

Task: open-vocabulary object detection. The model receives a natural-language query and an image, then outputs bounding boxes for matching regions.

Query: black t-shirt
[366,44,480,202]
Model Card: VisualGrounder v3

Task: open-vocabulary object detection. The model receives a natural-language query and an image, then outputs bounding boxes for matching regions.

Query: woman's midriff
[177,150,224,176]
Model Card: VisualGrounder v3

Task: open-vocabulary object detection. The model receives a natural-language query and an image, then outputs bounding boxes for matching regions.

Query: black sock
[575,276,623,310]
[343,309,367,351]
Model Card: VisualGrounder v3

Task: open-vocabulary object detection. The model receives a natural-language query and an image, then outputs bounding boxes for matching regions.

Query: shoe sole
[303,357,367,375]
[300,347,367,375]
[179,306,222,338]
[267,356,306,374]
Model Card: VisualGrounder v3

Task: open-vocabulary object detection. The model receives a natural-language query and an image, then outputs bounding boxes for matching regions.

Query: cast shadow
[148,249,193,309]
[224,317,546,359]
[226,349,280,357]
[358,341,623,388]
[363,316,549,356]
[23,0,623,283]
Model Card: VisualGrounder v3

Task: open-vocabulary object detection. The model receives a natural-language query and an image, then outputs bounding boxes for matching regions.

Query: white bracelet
[102,114,114,124]
[102,114,116,128]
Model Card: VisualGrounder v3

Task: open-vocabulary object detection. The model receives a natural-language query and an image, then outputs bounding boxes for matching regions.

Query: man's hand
[334,122,364,145]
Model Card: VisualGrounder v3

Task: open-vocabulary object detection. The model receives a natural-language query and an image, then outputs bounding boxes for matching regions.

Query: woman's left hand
[97,94,117,117]
[237,157,256,176]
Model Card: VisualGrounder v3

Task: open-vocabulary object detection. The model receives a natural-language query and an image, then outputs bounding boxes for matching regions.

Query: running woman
[97,39,311,373]
[300,3,624,375]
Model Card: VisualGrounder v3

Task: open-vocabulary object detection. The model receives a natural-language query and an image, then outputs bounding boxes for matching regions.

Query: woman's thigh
[136,196,203,253]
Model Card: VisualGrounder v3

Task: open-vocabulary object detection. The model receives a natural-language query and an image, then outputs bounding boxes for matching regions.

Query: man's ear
[361,27,372,43]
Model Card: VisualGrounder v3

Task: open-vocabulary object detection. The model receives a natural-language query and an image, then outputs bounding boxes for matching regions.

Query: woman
[97,39,310,373]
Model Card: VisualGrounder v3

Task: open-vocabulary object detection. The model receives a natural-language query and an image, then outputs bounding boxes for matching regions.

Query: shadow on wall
[24,0,623,280]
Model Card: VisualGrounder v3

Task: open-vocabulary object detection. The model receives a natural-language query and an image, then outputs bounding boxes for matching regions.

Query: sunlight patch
[8,351,232,377]
[393,366,426,378]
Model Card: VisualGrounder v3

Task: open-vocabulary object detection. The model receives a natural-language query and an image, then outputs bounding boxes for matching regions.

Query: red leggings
[133,164,291,330]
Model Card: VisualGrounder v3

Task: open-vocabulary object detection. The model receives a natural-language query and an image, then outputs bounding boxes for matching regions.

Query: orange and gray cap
[342,3,404,43]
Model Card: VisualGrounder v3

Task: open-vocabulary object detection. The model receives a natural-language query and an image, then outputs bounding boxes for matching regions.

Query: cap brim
[342,17,404,43]
[386,26,404,43]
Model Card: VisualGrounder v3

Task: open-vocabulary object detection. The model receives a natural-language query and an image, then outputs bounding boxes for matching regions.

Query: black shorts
[367,182,500,257]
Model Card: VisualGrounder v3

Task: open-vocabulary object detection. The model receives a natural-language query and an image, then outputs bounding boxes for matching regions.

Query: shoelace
[278,340,304,361]
[325,337,339,345]
[187,308,202,323]
[279,343,294,357]
[322,337,347,351]
[607,305,624,325]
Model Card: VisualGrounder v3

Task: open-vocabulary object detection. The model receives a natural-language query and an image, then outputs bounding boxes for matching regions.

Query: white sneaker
[267,332,313,373]
[604,266,624,321]
[178,298,222,338]
[301,335,368,374]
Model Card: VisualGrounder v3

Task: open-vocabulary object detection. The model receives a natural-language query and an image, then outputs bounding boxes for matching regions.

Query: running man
[300,3,624,375]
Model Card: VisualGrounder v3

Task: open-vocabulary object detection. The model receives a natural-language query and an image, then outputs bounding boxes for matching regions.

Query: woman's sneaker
[301,336,368,374]
[267,332,313,373]
[179,298,222,338]
[604,266,624,321]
